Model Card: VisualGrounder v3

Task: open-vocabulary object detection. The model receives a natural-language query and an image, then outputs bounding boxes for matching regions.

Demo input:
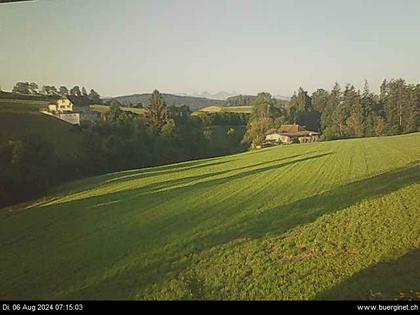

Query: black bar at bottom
[0,300,419,313]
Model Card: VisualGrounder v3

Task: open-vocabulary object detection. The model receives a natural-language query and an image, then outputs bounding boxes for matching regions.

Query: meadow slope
[0,99,83,158]
[0,133,419,300]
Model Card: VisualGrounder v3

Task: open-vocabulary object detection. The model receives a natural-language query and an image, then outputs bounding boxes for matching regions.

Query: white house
[42,95,99,125]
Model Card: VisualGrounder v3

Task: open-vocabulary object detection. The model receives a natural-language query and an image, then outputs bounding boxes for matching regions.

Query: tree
[312,89,330,113]
[81,87,88,96]
[70,86,81,96]
[29,82,39,95]
[250,92,278,120]
[88,89,102,104]
[106,101,123,122]
[242,92,283,147]
[145,90,168,133]
[346,86,365,137]
[381,79,416,134]
[326,83,344,138]
[242,117,274,148]
[59,86,69,96]
[361,80,381,136]
[41,85,58,96]
[331,84,354,137]
[12,82,31,94]
[287,88,321,131]
[287,88,312,123]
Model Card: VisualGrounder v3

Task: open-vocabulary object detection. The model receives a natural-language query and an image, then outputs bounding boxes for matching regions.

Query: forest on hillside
[243,79,420,147]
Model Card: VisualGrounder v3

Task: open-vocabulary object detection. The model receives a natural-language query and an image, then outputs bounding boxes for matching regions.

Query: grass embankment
[0,99,83,157]
[0,133,419,300]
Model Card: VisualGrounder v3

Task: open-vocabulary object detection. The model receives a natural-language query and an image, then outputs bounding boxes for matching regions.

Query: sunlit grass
[0,132,419,299]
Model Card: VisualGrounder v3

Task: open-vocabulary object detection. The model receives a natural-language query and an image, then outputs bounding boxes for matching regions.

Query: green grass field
[0,133,419,300]
[90,104,145,115]
[197,105,252,113]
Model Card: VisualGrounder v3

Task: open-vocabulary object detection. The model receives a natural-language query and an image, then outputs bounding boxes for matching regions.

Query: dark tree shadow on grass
[13,157,420,299]
[34,153,308,208]
[210,163,420,242]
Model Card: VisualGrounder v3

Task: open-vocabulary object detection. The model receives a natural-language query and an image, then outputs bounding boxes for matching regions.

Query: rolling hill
[0,133,419,300]
[0,99,84,158]
[108,93,224,111]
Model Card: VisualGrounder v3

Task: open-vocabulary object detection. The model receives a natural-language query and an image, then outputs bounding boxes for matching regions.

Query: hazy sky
[1,0,419,97]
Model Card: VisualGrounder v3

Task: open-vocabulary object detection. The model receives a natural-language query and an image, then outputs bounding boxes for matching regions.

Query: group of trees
[74,90,247,176]
[195,111,249,126]
[287,79,419,140]
[243,78,419,147]
[226,95,255,106]
[11,81,102,103]
[0,90,247,207]
[242,92,288,147]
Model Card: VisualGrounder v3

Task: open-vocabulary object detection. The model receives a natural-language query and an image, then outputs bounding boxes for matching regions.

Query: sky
[0,0,419,97]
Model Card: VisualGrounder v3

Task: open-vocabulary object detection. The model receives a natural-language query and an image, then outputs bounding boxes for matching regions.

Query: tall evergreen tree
[346,86,365,137]
[70,86,81,96]
[12,82,31,94]
[146,90,169,133]
[59,86,68,96]
[88,89,102,104]
[287,88,312,123]
[383,79,406,134]
[29,82,38,95]
[322,83,342,139]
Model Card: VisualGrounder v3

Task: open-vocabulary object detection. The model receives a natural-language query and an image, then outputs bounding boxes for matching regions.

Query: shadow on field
[102,158,237,184]
[37,153,309,208]
[132,152,331,196]
[60,163,420,299]
[316,249,420,300]
[216,163,420,241]
[31,159,419,299]
[129,153,307,197]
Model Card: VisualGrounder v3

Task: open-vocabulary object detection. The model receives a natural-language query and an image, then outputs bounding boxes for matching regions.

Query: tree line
[243,78,420,147]
[0,90,247,207]
[11,81,102,103]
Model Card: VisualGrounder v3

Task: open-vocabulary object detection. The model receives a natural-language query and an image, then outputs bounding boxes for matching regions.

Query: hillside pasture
[90,104,145,115]
[0,98,49,113]
[0,133,419,299]
[0,99,83,157]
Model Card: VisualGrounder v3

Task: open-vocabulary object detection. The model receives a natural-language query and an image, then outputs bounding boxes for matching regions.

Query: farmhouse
[42,95,99,125]
[264,124,320,146]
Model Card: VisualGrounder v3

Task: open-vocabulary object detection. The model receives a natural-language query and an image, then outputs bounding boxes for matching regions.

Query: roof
[266,124,319,137]
[278,124,306,133]
[280,131,320,137]
[66,95,92,107]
